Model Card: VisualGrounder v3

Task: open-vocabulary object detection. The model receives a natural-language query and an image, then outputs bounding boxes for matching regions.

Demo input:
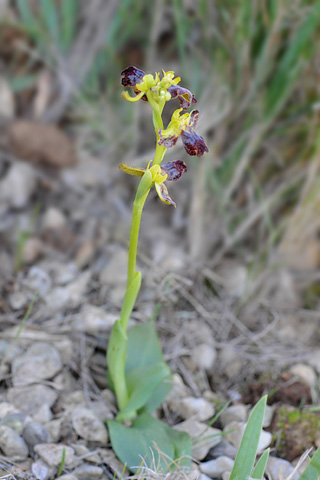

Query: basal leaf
[126,321,165,371]
[298,447,320,480]
[252,448,270,480]
[229,395,267,480]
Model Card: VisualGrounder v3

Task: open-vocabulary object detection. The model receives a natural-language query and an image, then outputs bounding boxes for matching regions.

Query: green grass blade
[16,0,39,36]
[252,448,270,480]
[298,448,320,480]
[60,0,78,50]
[39,0,60,44]
[229,395,267,480]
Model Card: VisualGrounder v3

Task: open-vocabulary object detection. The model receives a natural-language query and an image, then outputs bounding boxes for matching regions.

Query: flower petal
[168,85,197,110]
[121,90,146,102]
[121,66,145,87]
[161,160,187,181]
[158,130,179,148]
[181,130,209,156]
[186,109,199,129]
[119,164,145,176]
[155,182,176,207]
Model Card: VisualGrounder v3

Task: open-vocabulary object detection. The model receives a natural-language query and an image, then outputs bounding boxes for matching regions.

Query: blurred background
[1,0,320,380]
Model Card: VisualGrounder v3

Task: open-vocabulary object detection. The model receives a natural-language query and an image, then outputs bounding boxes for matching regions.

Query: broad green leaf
[252,448,270,480]
[126,321,165,371]
[117,363,171,420]
[126,321,173,411]
[108,412,191,473]
[298,447,320,480]
[229,395,267,480]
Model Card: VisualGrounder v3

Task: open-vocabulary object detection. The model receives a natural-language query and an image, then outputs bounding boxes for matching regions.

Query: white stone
[0,402,19,420]
[42,207,67,231]
[192,343,217,370]
[25,266,52,297]
[32,460,52,480]
[200,456,234,477]
[12,342,62,386]
[290,363,317,388]
[0,425,29,458]
[175,419,222,460]
[9,291,28,310]
[220,405,248,428]
[8,385,58,416]
[72,407,108,443]
[0,162,36,209]
[263,405,275,428]
[171,396,215,422]
[74,304,117,334]
[266,456,298,480]
[34,443,75,468]
[224,421,272,453]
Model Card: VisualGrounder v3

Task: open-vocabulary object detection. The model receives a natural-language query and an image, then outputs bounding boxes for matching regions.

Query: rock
[266,456,298,480]
[33,404,53,424]
[71,443,101,464]
[34,443,75,468]
[99,248,127,286]
[0,162,37,209]
[0,425,29,459]
[74,304,117,334]
[0,413,26,434]
[25,266,52,297]
[289,363,317,389]
[32,460,54,480]
[218,347,242,379]
[23,421,50,451]
[222,473,231,480]
[9,291,29,310]
[52,263,77,285]
[218,263,248,297]
[45,271,91,310]
[175,420,222,460]
[72,407,108,443]
[42,207,67,231]
[191,343,217,370]
[72,464,104,480]
[165,374,188,403]
[224,421,272,453]
[220,405,248,428]
[7,384,58,416]
[56,476,78,480]
[200,456,234,477]
[12,342,62,386]
[0,402,19,420]
[170,396,215,422]
[9,120,77,167]
[22,237,43,264]
[263,405,275,428]
[0,75,15,119]
[209,438,238,459]
[199,475,212,480]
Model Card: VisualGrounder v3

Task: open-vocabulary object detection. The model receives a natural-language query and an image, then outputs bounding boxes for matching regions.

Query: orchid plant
[106,66,208,473]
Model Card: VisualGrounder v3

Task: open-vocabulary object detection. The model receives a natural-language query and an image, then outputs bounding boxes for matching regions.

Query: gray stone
[56,476,78,480]
[71,443,101,464]
[23,421,50,451]
[45,271,90,310]
[34,443,75,468]
[32,460,54,480]
[42,207,67,231]
[72,464,104,480]
[0,413,26,434]
[0,162,37,209]
[175,420,222,460]
[224,421,272,453]
[209,438,238,459]
[267,456,298,480]
[200,456,234,477]
[12,342,62,386]
[8,384,58,416]
[192,343,217,370]
[220,405,248,428]
[25,266,52,296]
[72,407,108,443]
[33,404,53,424]
[0,425,29,459]
[9,291,29,310]
[290,363,317,388]
[170,396,215,422]
[0,402,19,420]
[74,304,118,334]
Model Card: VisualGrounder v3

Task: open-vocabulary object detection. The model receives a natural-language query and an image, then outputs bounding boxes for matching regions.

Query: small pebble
[0,425,29,459]
[74,304,117,334]
[23,421,50,451]
[209,438,238,459]
[0,413,26,434]
[0,162,37,209]
[289,363,317,389]
[56,476,78,480]
[200,456,234,477]
[224,421,272,453]
[9,291,29,310]
[12,342,62,386]
[171,396,215,422]
[25,266,52,296]
[32,460,54,480]
[33,404,53,424]
[72,464,104,480]
[42,207,67,231]
[267,456,298,480]
[0,402,19,420]
[175,419,222,460]
[192,343,217,370]
[220,405,248,428]
[22,237,43,264]
[34,443,75,468]
[72,407,108,443]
